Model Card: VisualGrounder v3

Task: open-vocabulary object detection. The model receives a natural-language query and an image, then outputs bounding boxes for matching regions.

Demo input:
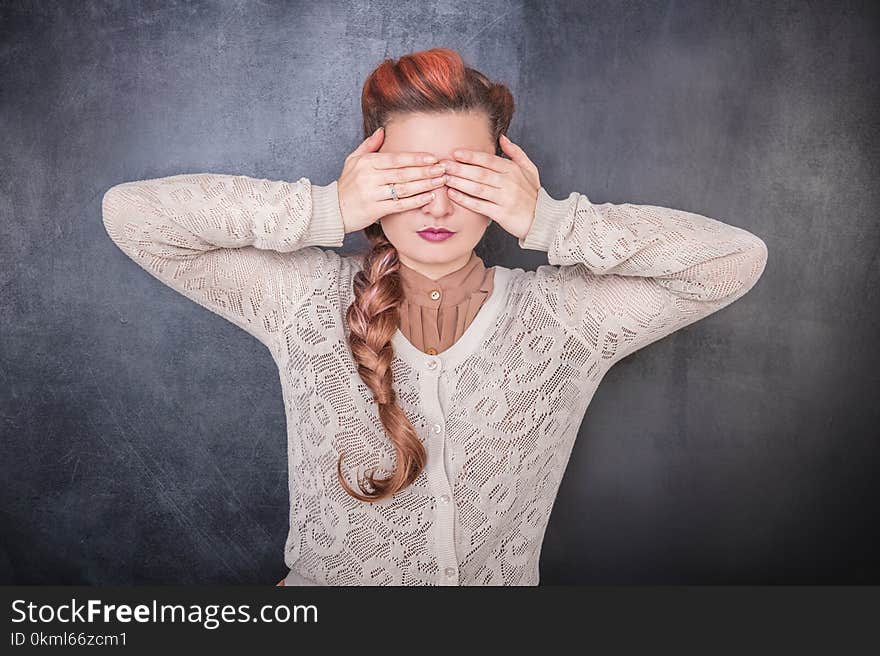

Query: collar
[397,251,493,308]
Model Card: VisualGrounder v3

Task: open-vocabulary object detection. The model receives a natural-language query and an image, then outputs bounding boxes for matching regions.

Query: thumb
[500,132,539,179]
[499,132,526,164]
[351,126,384,157]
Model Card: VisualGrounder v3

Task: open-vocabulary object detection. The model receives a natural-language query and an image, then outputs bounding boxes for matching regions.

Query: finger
[377,189,438,214]
[440,159,504,188]
[372,174,447,202]
[500,134,540,178]
[450,148,513,173]
[369,151,439,169]
[350,126,385,158]
[444,173,502,204]
[446,187,500,218]
[378,162,448,185]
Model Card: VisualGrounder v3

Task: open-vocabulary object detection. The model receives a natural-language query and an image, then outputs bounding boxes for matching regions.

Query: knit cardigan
[101,173,768,586]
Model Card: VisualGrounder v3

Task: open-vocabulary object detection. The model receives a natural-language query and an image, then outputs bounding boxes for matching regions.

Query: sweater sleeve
[519,186,768,367]
[101,173,346,350]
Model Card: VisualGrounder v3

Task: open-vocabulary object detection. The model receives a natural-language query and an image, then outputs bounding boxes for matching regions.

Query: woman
[102,48,768,586]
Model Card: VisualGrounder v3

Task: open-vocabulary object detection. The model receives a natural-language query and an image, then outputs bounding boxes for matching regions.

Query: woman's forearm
[101,172,346,350]
[519,187,768,365]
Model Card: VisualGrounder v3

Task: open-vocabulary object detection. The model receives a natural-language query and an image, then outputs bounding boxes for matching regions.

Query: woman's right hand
[336,126,449,234]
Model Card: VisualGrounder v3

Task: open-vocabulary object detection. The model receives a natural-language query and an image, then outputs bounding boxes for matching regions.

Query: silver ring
[388,183,398,201]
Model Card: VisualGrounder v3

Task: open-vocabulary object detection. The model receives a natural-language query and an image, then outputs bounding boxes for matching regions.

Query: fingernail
[373,126,383,136]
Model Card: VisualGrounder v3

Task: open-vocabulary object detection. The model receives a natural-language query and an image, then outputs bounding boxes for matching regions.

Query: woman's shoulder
[492,262,607,338]
[501,261,608,302]
[492,262,555,300]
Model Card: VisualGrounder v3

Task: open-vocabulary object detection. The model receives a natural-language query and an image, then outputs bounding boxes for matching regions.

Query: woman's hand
[336,127,450,234]
[440,133,541,240]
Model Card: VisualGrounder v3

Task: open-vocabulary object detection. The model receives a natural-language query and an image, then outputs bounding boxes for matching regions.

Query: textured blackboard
[2,0,877,584]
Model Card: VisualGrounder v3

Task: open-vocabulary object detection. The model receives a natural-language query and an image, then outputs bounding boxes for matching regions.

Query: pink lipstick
[417,228,456,242]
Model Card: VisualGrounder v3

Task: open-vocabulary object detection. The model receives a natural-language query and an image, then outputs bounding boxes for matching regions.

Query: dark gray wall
[2,0,877,584]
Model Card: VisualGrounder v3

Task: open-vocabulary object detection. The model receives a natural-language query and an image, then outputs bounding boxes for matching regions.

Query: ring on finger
[388,183,398,201]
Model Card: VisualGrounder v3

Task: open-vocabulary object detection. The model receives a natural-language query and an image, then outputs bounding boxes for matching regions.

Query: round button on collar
[429,289,441,301]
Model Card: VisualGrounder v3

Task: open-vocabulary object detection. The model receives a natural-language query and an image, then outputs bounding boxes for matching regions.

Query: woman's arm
[519,187,768,367]
[101,173,345,351]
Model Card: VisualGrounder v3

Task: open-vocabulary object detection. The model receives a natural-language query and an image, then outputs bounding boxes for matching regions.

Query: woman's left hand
[440,134,541,240]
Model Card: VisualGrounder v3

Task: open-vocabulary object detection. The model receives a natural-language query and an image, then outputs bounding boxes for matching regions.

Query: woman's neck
[397,250,474,280]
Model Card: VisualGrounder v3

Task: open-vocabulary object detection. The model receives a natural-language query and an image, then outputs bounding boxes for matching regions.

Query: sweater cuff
[518,186,571,252]
[307,180,346,247]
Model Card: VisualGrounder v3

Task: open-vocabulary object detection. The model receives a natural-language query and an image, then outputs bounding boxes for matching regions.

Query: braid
[339,224,427,502]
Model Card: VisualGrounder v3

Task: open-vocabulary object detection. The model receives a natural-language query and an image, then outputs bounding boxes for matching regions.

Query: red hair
[337,47,514,502]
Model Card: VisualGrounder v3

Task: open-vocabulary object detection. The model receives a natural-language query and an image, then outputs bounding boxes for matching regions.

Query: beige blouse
[396,250,496,355]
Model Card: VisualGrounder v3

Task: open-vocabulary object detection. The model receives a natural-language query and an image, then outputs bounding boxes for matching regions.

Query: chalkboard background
[2,0,877,584]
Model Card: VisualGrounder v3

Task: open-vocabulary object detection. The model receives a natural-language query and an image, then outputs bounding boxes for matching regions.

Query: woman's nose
[425,184,453,213]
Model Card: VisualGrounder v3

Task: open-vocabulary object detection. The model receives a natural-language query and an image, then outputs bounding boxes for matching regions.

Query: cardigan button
[444,566,456,578]
[426,358,438,370]
[432,423,442,434]
[429,289,441,301]
[439,493,450,504]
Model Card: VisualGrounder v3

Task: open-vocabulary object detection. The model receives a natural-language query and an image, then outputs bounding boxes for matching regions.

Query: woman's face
[376,110,495,277]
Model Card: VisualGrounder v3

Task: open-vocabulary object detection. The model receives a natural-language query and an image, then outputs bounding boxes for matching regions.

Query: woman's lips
[417,229,455,242]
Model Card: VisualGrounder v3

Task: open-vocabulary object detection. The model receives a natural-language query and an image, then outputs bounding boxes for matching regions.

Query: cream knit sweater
[101,173,768,586]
